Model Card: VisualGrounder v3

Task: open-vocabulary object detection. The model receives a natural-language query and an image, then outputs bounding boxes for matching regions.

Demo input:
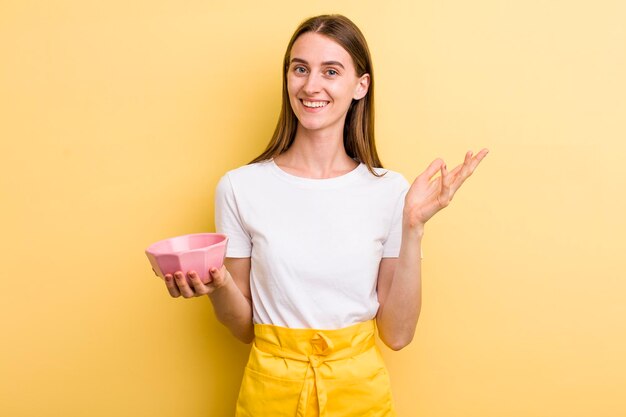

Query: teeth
[303,100,328,108]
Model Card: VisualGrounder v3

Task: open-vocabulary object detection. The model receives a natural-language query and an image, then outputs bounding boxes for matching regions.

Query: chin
[298,121,330,132]
[294,115,320,128]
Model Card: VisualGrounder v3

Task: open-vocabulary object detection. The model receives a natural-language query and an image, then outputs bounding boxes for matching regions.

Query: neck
[274,125,358,179]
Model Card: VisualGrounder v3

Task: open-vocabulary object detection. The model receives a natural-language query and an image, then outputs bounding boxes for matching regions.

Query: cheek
[286,80,296,100]
[286,74,301,94]
[331,84,356,105]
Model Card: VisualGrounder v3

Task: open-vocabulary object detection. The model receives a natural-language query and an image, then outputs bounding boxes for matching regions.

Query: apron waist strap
[253,322,377,417]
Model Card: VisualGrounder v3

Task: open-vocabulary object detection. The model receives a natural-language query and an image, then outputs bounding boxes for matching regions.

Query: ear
[353,73,370,100]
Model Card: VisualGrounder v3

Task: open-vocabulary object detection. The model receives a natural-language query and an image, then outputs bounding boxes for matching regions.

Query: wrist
[402,219,425,238]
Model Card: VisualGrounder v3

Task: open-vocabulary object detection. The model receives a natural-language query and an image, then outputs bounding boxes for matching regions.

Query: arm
[376,149,489,350]
[207,257,254,343]
[376,224,424,351]
[164,256,254,344]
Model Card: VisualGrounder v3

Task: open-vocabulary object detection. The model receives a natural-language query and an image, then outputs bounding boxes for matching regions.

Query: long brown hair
[248,14,386,177]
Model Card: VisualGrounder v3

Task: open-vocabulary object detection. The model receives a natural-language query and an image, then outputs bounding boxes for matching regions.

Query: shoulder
[364,165,411,191]
[217,160,274,188]
[224,160,272,179]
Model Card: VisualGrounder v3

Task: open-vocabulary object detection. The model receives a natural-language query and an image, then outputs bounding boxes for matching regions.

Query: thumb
[419,158,445,182]
[209,265,228,287]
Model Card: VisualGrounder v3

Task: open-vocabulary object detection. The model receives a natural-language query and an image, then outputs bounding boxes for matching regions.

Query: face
[286,32,370,136]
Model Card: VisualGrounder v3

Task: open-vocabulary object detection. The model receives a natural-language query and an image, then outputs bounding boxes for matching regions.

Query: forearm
[377,221,423,350]
[208,279,254,343]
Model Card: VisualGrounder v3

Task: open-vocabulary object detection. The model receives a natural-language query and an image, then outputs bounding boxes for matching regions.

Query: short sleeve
[382,184,406,258]
[382,177,423,259]
[214,173,252,257]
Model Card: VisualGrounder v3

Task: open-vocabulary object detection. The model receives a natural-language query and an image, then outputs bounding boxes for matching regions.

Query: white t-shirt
[214,158,410,330]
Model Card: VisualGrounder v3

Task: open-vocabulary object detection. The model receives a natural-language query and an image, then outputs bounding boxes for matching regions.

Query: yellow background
[1,0,625,416]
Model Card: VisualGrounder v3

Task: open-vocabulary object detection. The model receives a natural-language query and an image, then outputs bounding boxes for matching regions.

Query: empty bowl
[145,233,228,285]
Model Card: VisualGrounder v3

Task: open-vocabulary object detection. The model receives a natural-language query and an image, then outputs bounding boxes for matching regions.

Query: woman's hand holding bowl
[164,266,231,298]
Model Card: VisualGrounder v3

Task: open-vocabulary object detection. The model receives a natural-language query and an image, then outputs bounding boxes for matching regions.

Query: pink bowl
[145,233,228,284]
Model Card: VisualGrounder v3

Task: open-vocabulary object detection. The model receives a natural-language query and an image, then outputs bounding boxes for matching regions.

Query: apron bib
[235,319,396,417]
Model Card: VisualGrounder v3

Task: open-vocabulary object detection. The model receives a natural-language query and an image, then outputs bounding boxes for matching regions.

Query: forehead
[290,32,353,67]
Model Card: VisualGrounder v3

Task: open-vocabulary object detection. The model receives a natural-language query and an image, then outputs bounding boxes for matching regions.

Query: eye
[294,66,307,74]
[326,69,338,76]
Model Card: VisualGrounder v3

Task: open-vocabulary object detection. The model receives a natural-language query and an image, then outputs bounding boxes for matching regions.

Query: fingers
[419,158,445,183]
[463,149,489,175]
[443,154,469,181]
[456,150,474,183]
[173,271,197,298]
[164,273,181,298]
[208,265,228,289]
[438,163,452,207]
[470,148,489,171]
[164,267,229,299]
[187,271,210,295]
[448,163,464,180]
[446,148,488,193]
[165,271,196,298]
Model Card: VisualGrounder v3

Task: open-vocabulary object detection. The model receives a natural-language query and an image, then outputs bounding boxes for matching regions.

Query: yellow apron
[235,319,396,417]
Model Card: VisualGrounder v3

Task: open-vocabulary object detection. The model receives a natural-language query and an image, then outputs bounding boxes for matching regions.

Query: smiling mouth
[301,99,329,108]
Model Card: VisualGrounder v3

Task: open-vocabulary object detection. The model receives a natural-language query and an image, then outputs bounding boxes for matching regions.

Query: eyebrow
[290,57,345,69]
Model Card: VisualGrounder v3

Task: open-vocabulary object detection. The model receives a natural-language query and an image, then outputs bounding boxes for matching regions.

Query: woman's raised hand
[164,265,231,298]
[404,149,489,229]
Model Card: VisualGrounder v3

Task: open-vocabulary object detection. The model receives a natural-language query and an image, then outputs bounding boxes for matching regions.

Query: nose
[303,72,322,95]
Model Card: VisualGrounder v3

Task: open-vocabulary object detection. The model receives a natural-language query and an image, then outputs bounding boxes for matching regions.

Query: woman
[164,14,488,417]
